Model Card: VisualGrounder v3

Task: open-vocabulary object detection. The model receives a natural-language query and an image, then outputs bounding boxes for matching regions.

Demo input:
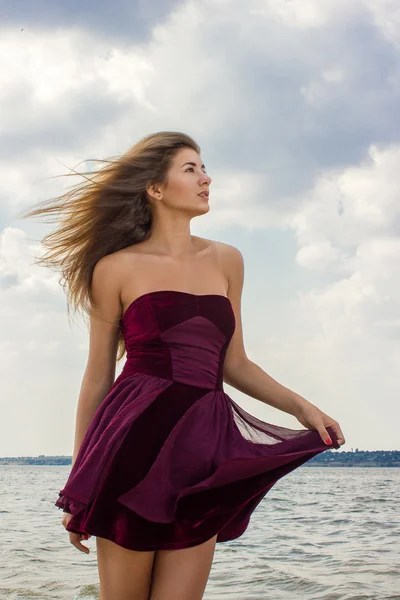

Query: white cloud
[366,0,400,49]
[296,240,342,270]
[288,144,400,248]
[260,0,361,28]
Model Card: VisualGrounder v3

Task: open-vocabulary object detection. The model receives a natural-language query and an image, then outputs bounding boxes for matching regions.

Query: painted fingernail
[326,438,332,444]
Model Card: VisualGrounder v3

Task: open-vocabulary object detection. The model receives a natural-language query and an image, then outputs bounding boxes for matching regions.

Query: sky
[1,0,399,456]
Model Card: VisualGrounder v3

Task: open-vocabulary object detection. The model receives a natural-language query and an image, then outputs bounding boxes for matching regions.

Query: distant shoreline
[1,450,399,467]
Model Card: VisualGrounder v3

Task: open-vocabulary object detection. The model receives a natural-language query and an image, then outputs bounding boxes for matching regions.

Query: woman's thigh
[149,534,218,600]
[96,536,155,600]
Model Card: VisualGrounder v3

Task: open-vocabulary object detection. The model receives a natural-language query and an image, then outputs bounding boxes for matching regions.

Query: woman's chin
[197,202,210,215]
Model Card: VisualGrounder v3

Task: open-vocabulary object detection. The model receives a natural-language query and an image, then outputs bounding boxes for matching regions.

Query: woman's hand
[295,403,345,447]
[61,512,92,554]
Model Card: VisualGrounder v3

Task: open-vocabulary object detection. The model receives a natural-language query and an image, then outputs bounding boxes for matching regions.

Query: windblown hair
[18,131,200,362]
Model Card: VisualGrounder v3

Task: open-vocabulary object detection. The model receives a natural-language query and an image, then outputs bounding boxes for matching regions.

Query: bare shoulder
[194,236,243,263]
[92,251,125,287]
[212,240,243,262]
[97,244,143,276]
[90,252,125,318]
[211,240,244,292]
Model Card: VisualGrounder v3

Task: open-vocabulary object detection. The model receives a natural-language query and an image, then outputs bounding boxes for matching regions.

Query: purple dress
[55,290,339,551]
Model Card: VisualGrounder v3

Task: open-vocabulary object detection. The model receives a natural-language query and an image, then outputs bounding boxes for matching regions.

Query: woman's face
[150,147,212,214]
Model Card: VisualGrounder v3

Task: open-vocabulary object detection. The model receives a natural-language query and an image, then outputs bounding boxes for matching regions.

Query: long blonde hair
[18,131,201,362]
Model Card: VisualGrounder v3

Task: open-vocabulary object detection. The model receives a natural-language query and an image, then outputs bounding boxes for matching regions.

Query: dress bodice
[118,291,236,391]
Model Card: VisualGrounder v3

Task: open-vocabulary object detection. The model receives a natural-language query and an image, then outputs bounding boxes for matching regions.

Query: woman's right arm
[71,254,123,467]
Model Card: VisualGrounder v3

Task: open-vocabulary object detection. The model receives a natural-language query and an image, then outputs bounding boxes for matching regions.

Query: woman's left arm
[220,244,346,448]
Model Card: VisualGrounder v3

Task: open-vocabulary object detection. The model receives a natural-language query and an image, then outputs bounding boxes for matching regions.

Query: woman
[22,131,345,600]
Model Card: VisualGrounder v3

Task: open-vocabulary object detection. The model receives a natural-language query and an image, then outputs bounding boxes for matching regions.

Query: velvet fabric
[55,290,339,551]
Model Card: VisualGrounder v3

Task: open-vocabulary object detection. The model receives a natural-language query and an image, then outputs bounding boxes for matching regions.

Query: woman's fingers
[327,421,346,446]
[317,423,333,445]
[61,511,91,553]
[69,532,90,554]
[297,406,346,447]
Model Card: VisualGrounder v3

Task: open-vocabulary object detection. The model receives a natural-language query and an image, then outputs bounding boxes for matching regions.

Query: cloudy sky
[1,0,399,456]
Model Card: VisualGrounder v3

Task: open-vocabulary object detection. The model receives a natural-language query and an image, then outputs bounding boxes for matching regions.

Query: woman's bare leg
[96,536,155,600]
[149,534,218,600]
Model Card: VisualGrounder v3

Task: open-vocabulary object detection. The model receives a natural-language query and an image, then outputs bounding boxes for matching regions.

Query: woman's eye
[186,167,207,173]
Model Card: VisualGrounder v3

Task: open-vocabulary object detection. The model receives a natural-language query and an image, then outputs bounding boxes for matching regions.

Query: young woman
[22,131,345,600]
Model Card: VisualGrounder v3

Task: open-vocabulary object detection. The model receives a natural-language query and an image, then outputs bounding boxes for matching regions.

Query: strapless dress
[55,290,339,551]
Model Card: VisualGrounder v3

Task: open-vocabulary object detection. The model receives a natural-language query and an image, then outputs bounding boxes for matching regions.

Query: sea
[0,466,399,600]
